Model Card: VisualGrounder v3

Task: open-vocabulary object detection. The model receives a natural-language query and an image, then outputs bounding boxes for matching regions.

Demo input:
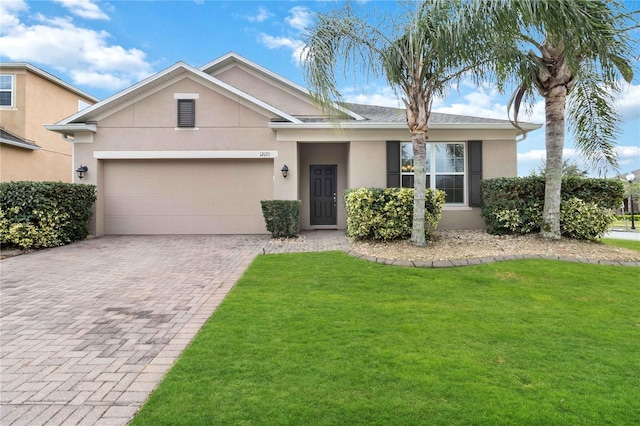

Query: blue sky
[1,0,638,176]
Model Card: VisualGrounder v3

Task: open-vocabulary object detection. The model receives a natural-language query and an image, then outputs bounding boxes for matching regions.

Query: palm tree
[457,0,636,239]
[302,2,482,246]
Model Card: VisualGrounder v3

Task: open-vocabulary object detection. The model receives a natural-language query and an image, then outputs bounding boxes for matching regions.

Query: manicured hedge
[481,176,624,240]
[344,187,446,241]
[260,200,301,238]
[0,181,96,250]
[616,214,640,221]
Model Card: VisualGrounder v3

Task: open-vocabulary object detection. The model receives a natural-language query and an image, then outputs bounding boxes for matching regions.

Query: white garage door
[103,159,273,234]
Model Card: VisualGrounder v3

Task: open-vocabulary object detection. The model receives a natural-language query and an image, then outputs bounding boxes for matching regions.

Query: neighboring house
[0,63,98,182]
[46,52,541,236]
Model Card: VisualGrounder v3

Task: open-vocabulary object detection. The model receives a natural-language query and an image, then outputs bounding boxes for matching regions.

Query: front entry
[310,165,337,226]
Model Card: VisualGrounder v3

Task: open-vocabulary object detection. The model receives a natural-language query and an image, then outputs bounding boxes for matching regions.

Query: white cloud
[0,0,28,31]
[616,145,640,171]
[447,81,640,125]
[70,69,128,89]
[342,85,402,108]
[258,33,306,65]
[245,6,273,23]
[615,82,640,122]
[285,6,311,32]
[0,8,153,91]
[517,145,640,177]
[518,149,548,163]
[256,6,313,66]
[52,0,109,20]
[259,34,299,50]
[434,87,545,123]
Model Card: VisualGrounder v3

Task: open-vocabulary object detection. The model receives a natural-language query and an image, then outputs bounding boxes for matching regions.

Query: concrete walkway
[0,232,349,426]
[605,229,640,241]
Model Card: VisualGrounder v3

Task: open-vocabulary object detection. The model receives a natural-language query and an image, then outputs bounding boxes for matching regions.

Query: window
[400,142,466,204]
[0,75,14,107]
[177,99,195,127]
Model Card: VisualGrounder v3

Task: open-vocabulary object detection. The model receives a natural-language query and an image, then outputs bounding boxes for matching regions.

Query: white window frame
[0,74,14,108]
[400,141,467,206]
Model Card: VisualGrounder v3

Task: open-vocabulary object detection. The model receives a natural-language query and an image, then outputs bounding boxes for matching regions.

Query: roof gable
[201,52,365,121]
[201,53,310,99]
[50,61,302,129]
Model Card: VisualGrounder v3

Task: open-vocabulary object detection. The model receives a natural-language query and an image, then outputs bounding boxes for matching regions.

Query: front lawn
[601,238,640,252]
[132,253,639,425]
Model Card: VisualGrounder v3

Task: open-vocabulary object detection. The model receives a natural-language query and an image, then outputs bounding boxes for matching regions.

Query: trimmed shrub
[560,197,615,240]
[260,200,301,238]
[0,181,96,250]
[344,187,445,241]
[616,214,640,221]
[481,176,623,238]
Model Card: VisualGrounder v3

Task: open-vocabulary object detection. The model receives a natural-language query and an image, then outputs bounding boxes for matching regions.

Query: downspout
[61,133,75,181]
[516,130,529,143]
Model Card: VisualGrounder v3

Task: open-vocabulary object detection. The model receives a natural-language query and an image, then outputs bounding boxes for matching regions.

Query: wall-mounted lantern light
[281,164,289,178]
[76,165,88,179]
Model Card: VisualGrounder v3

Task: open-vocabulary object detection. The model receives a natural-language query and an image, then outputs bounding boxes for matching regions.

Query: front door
[310,165,337,226]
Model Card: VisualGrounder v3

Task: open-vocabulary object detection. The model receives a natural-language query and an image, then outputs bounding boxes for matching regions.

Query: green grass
[601,238,640,252]
[132,253,640,425]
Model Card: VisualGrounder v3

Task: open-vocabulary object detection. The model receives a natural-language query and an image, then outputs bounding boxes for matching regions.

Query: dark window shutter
[386,141,400,188]
[468,140,483,207]
[177,99,195,127]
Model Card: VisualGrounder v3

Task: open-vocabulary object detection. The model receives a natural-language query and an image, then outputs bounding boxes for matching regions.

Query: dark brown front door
[310,165,337,226]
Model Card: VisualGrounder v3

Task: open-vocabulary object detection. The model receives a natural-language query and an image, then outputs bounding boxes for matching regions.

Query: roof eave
[269,122,542,131]
[44,123,97,137]
[0,62,99,103]
[0,138,41,150]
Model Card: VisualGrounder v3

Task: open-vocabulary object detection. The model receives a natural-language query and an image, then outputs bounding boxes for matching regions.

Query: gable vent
[177,99,195,127]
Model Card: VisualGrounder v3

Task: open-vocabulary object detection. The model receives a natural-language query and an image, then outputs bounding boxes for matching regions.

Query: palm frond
[302,5,391,116]
[567,67,621,175]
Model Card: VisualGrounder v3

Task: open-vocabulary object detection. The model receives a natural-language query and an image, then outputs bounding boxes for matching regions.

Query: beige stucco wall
[212,65,319,117]
[73,75,291,235]
[276,127,521,231]
[348,139,388,189]
[0,71,26,131]
[0,67,95,182]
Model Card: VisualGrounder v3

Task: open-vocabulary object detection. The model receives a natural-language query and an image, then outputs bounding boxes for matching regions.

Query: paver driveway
[0,235,269,425]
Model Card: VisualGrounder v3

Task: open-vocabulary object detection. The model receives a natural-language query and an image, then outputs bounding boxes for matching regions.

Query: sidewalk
[605,229,640,241]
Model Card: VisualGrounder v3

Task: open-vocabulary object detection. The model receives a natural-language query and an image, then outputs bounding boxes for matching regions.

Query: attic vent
[177,99,195,127]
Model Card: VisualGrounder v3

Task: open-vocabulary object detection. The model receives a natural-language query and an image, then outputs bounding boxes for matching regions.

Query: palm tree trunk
[411,132,428,246]
[541,90,566,240]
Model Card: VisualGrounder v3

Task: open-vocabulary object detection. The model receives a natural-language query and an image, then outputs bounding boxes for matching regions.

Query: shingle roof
[0,128,40,150]
[342,103,517,125]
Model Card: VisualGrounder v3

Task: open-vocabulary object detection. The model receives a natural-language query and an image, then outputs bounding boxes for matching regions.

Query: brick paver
[1,232,349,425]
[0,235,260,425]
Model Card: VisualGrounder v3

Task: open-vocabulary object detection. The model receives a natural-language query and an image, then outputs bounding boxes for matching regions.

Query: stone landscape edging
[345,250,640,268]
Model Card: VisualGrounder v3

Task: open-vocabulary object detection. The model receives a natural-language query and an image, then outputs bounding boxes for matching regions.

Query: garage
[103,159,273,235]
